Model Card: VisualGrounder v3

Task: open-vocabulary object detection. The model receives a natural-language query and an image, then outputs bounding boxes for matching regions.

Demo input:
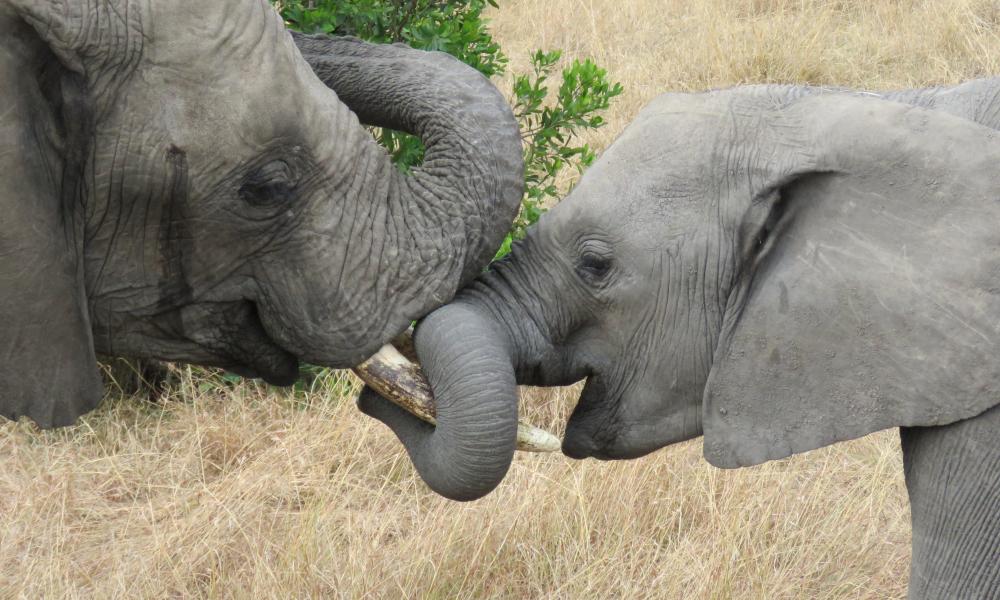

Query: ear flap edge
[1,14,103,428]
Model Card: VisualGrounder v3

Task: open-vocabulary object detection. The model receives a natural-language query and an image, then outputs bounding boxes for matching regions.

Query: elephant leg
[900,403,1000,600]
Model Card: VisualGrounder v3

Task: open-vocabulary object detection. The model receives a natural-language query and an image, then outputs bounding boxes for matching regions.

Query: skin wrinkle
[91,122,129,292]
[26,108,58,197]
[87,131,160,306]
[518,234,583,356]
[87,1,142,119]
[388,176,447,310]
[345,221,390,345]
[294,35,520,336]
[329,140,375,316]
[465,262,552,377]
[349,156,396,340]
[902,405,1000,596]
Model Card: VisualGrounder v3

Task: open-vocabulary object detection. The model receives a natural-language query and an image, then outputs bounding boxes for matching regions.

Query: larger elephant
[0,0,526,500]
[368,78,1000,596]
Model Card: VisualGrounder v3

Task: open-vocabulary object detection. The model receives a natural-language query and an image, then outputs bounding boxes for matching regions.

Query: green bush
[508,50,622,247]
[275,0,622,256]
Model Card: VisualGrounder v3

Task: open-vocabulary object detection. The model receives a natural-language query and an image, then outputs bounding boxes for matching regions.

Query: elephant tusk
[389,327,418,363]
[353,336,561,453]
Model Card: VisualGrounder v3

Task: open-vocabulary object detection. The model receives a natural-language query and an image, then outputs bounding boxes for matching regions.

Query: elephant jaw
[352,329,561,454]
[177,302,299,386]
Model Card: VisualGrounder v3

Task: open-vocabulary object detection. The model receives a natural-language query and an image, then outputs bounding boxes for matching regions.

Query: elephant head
[372,78,1000,493]
[0,0,523,497]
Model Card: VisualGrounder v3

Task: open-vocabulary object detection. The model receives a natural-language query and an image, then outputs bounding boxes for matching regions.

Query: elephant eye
[577,250,613,281]
[239,160,297,207]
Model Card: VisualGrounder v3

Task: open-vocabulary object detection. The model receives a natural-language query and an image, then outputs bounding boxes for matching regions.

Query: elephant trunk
[357,253,566,500]
[357,302,520,501]
[289,35,532,499]
[352,334,560,453]
[293,33,524,292]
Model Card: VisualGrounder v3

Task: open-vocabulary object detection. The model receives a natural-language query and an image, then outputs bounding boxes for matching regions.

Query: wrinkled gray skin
[0,0,524,501]
[369,78,1000,594]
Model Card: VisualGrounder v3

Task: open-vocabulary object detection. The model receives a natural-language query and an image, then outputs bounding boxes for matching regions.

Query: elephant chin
[178,302,299,386]
[226,349,299,387]
[562,376,700,461]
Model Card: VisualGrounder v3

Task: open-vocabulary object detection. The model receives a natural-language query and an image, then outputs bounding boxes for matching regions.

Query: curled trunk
[290,34,531,500]
[356,303,521,501]
[353,335,559,453]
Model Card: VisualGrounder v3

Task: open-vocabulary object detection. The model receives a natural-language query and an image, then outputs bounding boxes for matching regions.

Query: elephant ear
[0,3,103,426]
[703,92,1000,468]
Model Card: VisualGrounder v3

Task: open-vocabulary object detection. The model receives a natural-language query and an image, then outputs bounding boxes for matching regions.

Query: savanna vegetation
[3,0,998,597]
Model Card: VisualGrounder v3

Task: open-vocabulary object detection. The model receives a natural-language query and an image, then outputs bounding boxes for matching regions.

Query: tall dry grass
[2,1,997,597]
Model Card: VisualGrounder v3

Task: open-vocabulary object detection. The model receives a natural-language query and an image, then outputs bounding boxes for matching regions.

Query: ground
[3,0,998,597]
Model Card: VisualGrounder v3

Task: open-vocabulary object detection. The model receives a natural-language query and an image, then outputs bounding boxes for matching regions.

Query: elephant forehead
[587,110,721,195]
[146,0,285,64]
[141,1,311,109]
[568,152,717,242]
[561,97,743,244]
[115,28,330,179]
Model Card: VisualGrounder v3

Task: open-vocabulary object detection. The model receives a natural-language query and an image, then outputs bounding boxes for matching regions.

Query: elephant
[361,78,1000,596]
[0,0,527,499]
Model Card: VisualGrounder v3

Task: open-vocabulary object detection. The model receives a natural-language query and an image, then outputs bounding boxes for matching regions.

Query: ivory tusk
[389,327,418,362]
[353,341,561,453]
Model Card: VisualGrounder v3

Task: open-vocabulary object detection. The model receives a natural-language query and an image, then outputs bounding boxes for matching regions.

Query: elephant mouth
[561,376,616,459]
[562,375,705,461]
[178,301,299,386]
[561,376,664,461]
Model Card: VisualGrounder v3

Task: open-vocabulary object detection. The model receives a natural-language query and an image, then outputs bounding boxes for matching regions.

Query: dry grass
[3,1,998,597]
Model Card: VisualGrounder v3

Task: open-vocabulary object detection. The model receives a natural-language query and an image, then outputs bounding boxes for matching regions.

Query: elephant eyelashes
[577,250,613,281]
[239,160,298,208]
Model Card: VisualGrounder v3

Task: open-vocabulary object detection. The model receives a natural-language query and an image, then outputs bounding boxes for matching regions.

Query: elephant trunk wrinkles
[357,302,520,501]
[293,33,524,315]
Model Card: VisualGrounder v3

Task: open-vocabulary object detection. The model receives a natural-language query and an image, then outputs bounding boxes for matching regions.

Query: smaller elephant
[362,78,1000,597]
